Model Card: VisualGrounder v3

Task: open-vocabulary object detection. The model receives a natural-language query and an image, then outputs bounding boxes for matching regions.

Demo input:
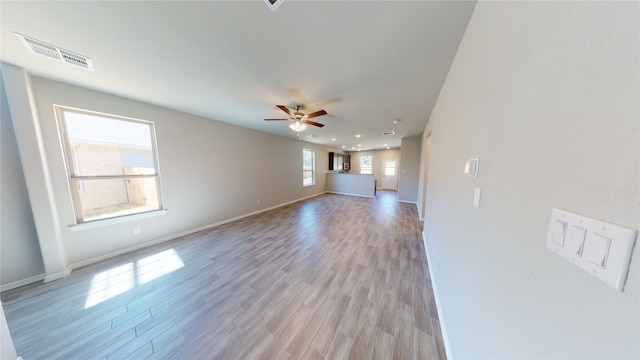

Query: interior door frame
[381,158,398,190]
[420,132,432,220]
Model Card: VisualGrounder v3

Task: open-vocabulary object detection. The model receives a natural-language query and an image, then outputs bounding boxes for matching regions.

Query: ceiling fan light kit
[289,121,307,132]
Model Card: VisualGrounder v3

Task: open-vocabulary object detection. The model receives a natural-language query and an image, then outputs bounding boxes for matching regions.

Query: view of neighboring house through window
[55,106,164,223]
[360,155,373,174]
[303,148,315,186]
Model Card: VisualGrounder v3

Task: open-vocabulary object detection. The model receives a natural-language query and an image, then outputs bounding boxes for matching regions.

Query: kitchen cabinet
[343,155,351,170]
[328,152,349,171]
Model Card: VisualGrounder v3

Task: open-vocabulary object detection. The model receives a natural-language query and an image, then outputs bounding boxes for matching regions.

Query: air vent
[383,131,396,136]
[60,50,91,69]
[264,0,284,11]
[22,37,60,60]
[15,33,94,71]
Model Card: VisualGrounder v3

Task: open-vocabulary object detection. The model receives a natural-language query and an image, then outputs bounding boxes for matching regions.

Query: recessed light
[356,134,361,138]
[342,145,346,148]
[332,138,336,141]
[386,147,390,149]
[352,146,356,149]
[383,144,387,146]
[392,119,401,124]
[358,144,362,147]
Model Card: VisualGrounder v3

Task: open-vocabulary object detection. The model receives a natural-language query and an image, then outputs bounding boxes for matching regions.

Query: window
[360,155,373,174]
[303,149,315,186]
[56,106,164,223]
[384,160,396,176]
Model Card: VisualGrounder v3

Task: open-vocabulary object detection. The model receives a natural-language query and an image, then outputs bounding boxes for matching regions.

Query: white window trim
[55,105,165,224]
[303,148,315,187]
[69,209,168,231]
[360,155,373,175]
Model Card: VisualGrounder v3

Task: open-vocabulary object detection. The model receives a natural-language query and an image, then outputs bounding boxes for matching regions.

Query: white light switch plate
[464,158,479,177]
[546,208,637,291]
[473,187,481,208]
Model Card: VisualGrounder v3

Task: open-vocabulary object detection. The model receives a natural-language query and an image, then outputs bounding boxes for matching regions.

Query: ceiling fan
[264,105,327,132]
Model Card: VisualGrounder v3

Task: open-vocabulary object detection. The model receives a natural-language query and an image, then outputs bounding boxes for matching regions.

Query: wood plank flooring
[2,191,445,360]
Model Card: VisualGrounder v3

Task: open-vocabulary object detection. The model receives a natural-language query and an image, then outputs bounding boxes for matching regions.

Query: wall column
[1,63,69,281]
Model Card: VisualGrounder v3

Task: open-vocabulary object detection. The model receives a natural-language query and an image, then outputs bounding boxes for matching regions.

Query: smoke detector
[15,33,94,71]
[264,0,284,11]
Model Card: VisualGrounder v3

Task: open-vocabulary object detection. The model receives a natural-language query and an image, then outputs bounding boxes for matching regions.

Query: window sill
[69,209,168,231]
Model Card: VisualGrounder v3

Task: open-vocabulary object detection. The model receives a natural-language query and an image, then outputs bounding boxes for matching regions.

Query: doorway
[381,159,398,190]
[420,132,432,220]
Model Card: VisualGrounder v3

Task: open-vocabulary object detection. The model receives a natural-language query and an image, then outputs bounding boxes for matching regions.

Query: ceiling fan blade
[303,120,325,128]
[264,118,290,121]
[289,89,309,107]
[276,105,293,117]
[306,109,327,119]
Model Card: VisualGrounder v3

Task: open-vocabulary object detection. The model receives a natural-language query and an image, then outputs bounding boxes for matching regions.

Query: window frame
[303,148,315,186]
[55,105,164,224]
[360,155,373,174]
[384,160,396,176]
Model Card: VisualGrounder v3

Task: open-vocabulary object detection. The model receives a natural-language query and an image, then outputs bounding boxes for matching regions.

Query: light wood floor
[2,191,445,360]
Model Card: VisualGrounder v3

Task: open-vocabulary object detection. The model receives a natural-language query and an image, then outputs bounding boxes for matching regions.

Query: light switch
[583,233,610,268]
[552,220,567,246]
[566,226,586,255]
[545,208,637,291]
[464,159,479,177]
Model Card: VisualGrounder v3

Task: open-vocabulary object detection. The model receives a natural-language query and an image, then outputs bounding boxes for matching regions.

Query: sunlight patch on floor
[85,263,135,308]
[137,249,184,285]
[84,249,184,308]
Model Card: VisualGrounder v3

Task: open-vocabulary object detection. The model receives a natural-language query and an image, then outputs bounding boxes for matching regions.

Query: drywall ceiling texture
[0,1,477,150]
[421,2,639,359]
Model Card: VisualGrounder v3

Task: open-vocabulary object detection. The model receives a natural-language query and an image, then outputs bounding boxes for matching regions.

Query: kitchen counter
[325,173,375,198]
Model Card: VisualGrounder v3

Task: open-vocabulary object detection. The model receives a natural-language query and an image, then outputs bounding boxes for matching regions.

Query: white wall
[1,68,337,282]
[417,132,431,220]
[347,148,401,186]
[420,2,639,358]
[397,135,422,203]
[0,71,45,287]
[325,173,375,198]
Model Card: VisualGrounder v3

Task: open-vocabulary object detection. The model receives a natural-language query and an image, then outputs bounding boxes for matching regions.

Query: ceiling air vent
[383,131,396,136]
[15,33,94,71]
[264,0,284,11]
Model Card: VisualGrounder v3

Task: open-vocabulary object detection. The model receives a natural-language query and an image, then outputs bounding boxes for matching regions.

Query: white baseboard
[0,274,46,292]
[2,193,328,290]
[43,268,72,283]
[422,229,453,360]
[67,192,326,272]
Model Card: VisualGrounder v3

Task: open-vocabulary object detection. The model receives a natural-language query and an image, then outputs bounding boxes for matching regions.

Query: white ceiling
[1,1,476,151]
